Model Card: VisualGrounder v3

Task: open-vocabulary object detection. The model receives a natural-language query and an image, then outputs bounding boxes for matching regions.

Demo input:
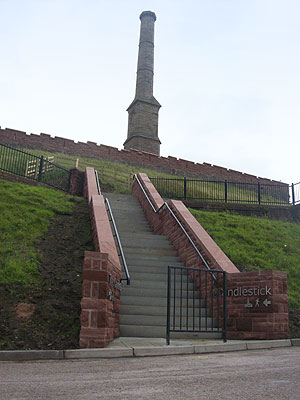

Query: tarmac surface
[1,346,299,400]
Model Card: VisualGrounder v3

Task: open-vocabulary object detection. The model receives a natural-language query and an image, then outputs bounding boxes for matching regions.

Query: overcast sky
[1,0,299,183]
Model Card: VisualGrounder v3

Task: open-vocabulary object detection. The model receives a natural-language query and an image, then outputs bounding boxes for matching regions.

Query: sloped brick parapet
[89,195,120,267]
[84,167,99,202]
[168,200,239,274]
[132,172,164,234]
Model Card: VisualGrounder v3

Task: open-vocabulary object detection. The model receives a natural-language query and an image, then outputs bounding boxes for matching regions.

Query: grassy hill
[0,179,92,350]
[190,209,300,337]
[1,148,299,346]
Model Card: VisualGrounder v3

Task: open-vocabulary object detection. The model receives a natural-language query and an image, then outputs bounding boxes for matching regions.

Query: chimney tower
[123,11,161,155]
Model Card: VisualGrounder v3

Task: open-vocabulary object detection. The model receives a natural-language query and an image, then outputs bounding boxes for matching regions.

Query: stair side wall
[80,168,121,348]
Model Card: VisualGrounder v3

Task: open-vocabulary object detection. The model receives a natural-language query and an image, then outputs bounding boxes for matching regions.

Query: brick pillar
[69,168,85,196]
[226,270,289,340]
[79,251,121,348]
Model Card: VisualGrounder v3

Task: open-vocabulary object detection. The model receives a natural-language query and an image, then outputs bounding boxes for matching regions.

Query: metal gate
[166,266,227,344]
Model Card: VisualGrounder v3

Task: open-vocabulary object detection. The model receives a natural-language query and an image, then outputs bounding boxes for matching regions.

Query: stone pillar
[124,11,161,156]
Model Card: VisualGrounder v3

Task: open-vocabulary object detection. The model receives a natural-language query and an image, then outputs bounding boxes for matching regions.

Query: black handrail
[105,198,130,285]
[95,169,102,195]
[134,174,216,281]
[94,170,130,285]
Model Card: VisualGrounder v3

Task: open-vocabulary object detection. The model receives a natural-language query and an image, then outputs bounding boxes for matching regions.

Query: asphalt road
[1,347,299,400]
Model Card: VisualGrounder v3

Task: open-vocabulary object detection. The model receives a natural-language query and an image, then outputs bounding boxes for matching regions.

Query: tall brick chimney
[123,11,161,156]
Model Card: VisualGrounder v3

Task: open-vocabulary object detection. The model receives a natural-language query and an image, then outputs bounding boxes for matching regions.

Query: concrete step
[124,264,182,274]
[120,304,211,317]
[125,279,196,290]
[120,314,215,327]
[119,232,167,240]
[115,219,150,227]
[124,254,181,264]
[123,243,175,252]
[120,237,171,247]
[115,227,153,234]
[109,208,145,215]
[121,286,200,298]
[115,222,151,229]
[120,295,206,308]
[120,325,222,338]
[123,247,177,257]
[125,271,192,282]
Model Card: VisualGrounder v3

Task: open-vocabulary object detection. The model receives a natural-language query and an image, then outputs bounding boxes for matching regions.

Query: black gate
[166,266,227,344]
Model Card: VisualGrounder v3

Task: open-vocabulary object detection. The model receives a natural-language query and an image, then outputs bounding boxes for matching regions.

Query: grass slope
[0,179,92,349]
[0,179,73,285]
[190,209,300,310]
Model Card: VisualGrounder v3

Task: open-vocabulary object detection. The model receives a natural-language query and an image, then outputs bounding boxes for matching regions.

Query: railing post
[291,183,295,205]
[38,156,44,182]
[166,266,171,345]
[183,177,187,200]
[223,272,227,343]
[257,183,261,205]
[224,180,228,203]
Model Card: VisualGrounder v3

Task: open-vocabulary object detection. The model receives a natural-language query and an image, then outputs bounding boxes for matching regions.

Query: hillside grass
[0,178,92,350]
[190,209,300,309]
[0,179,75,285]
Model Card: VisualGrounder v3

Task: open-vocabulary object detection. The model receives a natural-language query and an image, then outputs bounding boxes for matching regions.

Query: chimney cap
[140,11,156,21]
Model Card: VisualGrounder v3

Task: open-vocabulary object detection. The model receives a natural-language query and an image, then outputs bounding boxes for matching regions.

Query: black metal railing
[95,170,130,285]
[166,266,227,344]
[0,143,70,191]
[150,176,293,206]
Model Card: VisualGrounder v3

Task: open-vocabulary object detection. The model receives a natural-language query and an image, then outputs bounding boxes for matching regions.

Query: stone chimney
[123,11,161,156]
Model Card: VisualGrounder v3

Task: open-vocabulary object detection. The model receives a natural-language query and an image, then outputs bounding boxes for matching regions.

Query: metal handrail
[105,198,130,285]
[134,174,216,281]
[94,170,130,285]
[95,169,102,195]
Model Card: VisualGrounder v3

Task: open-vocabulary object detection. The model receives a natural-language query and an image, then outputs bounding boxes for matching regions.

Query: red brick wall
[226,271,289,340]
[0,127,287,185]
[80,168,121,348]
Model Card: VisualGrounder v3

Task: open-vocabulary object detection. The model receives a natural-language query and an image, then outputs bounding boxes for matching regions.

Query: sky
[1,0,299,184]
